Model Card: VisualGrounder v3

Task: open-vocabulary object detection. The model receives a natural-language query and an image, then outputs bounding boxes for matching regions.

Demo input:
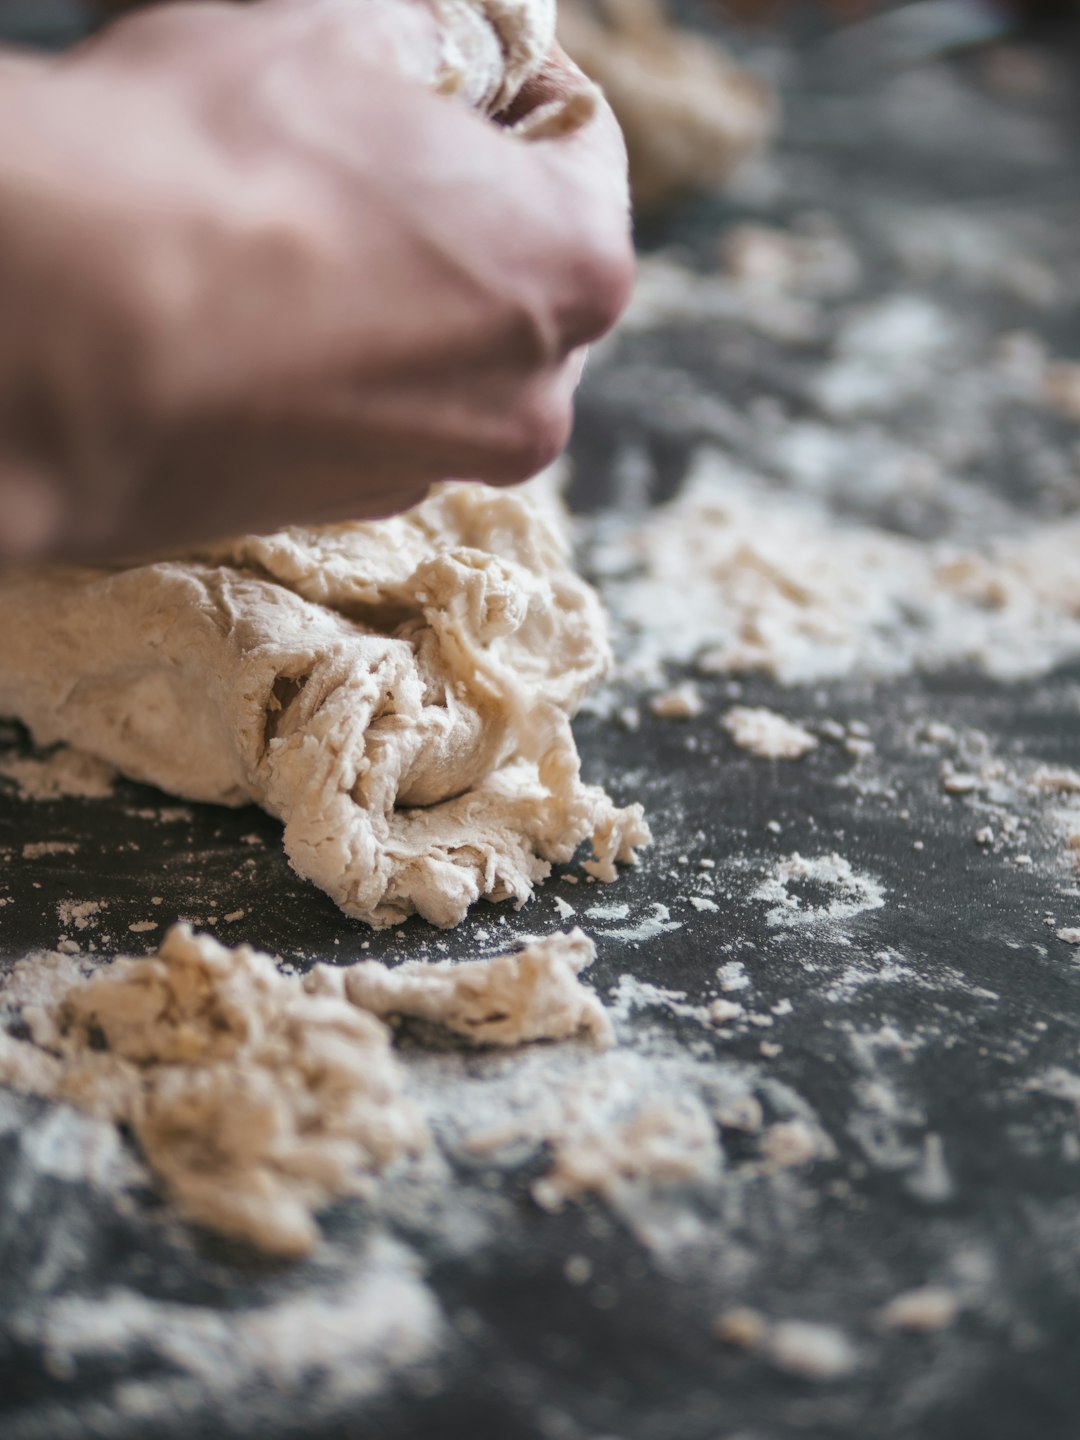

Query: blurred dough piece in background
[558,0,777,211]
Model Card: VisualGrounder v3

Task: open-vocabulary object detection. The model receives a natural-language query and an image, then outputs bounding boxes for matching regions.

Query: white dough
[0,483,649,925]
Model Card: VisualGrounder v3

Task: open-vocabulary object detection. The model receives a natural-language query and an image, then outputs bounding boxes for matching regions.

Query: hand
[0,0,633,561]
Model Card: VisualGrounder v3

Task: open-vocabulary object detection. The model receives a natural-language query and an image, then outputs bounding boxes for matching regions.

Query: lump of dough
[311,925,612,1046]
[0,8,627,927]
[0,922,614,1254]
[0,483,649,926]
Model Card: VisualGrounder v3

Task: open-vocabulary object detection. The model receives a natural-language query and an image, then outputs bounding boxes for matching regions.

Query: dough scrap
[0,483,649,926]
[532,1091,721,1211]
[313,925,613,1047]
[723,705,818,760]
[0,922,613,1254]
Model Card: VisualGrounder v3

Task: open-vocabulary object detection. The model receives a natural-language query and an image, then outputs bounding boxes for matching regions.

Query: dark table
[4,6,1080,1439]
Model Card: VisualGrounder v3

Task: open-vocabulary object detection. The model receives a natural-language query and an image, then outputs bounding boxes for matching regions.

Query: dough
[432,0,556,113]
[0,482,649,925]
[557,0,775,210]
[0,1,631,924]
[312,925,612,1046]
[0,922,612,1254]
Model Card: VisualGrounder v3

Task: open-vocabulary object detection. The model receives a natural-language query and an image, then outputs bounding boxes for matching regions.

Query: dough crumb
[650,681,704,719]
[1056,927,1080,945]
[715,1311,858,1379]
[767,1320,858,1380]
[758,1119,820,1172]
[56,900,103,932]
[532,1094,720,1212]
[723,706,817,759]
[714,1306,768,1348]
[876,1285,961,1333]
[715,1093,762,1131]
[310,929,613,1049]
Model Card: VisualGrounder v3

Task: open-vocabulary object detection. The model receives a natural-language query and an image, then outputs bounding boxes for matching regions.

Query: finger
[498,43,592,126]
[505,44,628,185]
[256,0,441,79]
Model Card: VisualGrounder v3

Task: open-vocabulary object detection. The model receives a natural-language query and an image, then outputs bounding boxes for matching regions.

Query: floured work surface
[6,17,1080,1440]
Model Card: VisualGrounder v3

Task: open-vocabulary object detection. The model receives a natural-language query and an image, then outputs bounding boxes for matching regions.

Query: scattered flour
[0,747,116,801]
[608,974,712,1027]
[13,1233,442,1429]
[601,901,684,942]
[752,853,886,930]
[587,448,1080,686]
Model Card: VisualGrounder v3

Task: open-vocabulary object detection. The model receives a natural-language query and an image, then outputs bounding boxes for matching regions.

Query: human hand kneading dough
[0,0,633,562]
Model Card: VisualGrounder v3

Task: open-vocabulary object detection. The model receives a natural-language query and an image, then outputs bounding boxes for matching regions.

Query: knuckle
[486,389,572,484]
[494,289,560,375]
[565,227,635,343]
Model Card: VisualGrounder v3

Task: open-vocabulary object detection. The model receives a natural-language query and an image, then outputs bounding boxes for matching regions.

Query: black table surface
[4,7,1080,1440]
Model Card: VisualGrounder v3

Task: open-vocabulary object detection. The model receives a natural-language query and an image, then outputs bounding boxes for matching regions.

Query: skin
[0,0,634,562]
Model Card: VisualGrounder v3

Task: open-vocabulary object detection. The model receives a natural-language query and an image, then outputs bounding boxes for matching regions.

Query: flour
[752,853,886,930]
[586,444,1080,688]
[0,746,116,801]
[12,1234,443,1434]
[608,974,712,1027]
